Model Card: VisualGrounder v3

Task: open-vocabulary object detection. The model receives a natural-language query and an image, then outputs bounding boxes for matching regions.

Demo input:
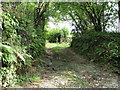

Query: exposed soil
[19,47,119,88]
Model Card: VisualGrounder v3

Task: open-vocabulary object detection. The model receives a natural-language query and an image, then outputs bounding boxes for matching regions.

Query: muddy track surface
[22,47,119,88]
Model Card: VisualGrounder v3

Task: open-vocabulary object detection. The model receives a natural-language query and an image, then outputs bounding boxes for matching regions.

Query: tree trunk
[58,35,61,43]
[69,13,81,33]
[118,1,120,31]
[34,1,49,31]
[118,1,120,21]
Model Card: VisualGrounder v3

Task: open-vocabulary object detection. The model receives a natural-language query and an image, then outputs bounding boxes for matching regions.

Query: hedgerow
[71,31,120,73]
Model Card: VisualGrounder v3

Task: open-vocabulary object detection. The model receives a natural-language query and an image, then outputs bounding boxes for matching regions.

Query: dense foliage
[0,1,119,88]
[47,27,69,43]
[71,31,120,73]
[0,2,49,87]
[50,2,118,33]
[0,12,32,87]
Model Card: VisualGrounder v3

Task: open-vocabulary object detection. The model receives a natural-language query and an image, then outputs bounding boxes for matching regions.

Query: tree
[49,2,118,33]
[49,2,91,34]
[0,2,50,87]
[34,1,50,30]
[47,27,69,43]
[118,1,120,22]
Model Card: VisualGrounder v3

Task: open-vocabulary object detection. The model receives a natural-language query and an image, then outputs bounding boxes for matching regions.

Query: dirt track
[22,47,119,88]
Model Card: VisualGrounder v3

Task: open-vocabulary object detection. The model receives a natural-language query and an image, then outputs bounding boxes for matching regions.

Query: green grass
[46,43,70,48]
[16,75,41,86]
[61,71,89,85]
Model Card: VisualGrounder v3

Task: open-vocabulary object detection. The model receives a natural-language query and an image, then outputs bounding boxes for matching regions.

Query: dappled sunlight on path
[22,45,118,88]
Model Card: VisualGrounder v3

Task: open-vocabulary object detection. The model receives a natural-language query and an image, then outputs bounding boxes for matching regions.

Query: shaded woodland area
[0,1,120,88]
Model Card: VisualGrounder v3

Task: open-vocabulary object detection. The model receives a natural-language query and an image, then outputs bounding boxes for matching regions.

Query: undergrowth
[71,31,120,74]
[16,75,41,86]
